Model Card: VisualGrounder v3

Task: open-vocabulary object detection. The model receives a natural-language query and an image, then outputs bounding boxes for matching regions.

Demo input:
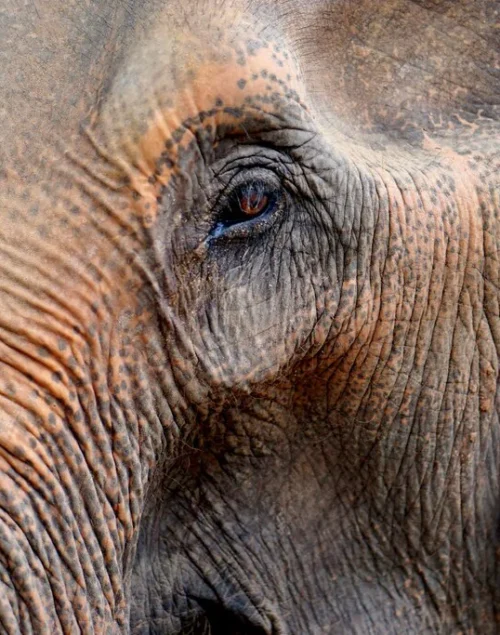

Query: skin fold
[0,0,499,632]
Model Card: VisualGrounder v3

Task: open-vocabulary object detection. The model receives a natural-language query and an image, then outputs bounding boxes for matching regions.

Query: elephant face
[0,0,499,633]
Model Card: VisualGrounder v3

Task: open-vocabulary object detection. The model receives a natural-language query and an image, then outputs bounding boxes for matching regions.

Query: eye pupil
[210,177,282,239]
[240,190,268,216]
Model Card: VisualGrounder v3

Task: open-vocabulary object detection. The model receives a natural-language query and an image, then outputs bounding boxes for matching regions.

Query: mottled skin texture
[0,0,499,632]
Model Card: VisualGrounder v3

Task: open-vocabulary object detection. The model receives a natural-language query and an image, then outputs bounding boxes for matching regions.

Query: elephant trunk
[0,405,124,631]
[0,165,180,631]
[0,322,178,631]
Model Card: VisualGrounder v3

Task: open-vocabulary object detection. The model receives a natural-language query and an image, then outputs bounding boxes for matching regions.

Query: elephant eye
[237,181,273,218]
[210,176,282,239]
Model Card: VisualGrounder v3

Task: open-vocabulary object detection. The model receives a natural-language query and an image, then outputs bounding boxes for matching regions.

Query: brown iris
[211,177,280,238]
[229,179,278,225]
[238,184,269,217]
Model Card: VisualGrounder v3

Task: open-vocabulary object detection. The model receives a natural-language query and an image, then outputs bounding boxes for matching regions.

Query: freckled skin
[0,0,499,633]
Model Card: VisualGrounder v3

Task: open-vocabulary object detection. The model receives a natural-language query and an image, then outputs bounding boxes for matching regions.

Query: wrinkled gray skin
[0,0,499,632]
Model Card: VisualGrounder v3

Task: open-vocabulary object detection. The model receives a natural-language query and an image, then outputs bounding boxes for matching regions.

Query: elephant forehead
[99,24,302,158]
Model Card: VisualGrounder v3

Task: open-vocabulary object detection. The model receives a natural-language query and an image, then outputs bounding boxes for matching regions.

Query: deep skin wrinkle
[0,0,498,633]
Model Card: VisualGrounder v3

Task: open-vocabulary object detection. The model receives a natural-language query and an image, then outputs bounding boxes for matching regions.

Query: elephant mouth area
[179,598,269,635]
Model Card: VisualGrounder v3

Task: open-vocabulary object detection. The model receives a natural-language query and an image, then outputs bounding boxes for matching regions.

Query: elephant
[0,0,499,632]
